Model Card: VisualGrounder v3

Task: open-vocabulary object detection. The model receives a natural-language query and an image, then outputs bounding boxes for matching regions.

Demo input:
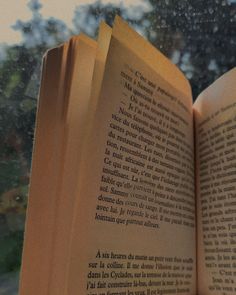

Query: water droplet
[213,25,219,33]
[208,7,214,14]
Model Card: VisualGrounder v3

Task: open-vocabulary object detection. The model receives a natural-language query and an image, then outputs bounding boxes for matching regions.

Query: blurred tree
[72,0,145,38]
[0,0,71,195]
[13,0,70,49]
[143,0,236,98]
[0,45,35,194]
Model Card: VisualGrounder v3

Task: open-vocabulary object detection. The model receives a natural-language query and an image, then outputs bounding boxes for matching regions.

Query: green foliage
[0,231,24,274]
[72,0,143,38]
[0,46,37,193]
[0,0,71,195]
[143,0,236,98]
[13,0,70,49]
[0,160,22,195]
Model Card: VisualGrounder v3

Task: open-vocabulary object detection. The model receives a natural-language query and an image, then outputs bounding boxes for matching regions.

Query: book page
[79,22,112,157]
[19,44,69,295]
[88,22,112,114]
[20,35,97,295]
[194,68,236,294]
[66,17,196,295]
[48,35,97,294]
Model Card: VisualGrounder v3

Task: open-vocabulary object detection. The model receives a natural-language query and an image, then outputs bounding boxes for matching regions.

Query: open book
[19,16,236,295]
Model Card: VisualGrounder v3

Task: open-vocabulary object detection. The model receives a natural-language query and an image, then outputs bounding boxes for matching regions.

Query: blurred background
[0,0,235,293]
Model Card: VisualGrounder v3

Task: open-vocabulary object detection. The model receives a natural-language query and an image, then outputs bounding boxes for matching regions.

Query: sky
[1,0,146,44]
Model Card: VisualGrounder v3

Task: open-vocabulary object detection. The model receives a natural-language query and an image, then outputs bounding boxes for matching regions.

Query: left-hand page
[66,17,196,295]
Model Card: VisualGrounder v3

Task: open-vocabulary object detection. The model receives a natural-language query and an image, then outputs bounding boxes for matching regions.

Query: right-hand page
[194,68,236,295]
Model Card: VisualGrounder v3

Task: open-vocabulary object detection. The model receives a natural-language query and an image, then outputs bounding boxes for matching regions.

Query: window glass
[0,0,235,293]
